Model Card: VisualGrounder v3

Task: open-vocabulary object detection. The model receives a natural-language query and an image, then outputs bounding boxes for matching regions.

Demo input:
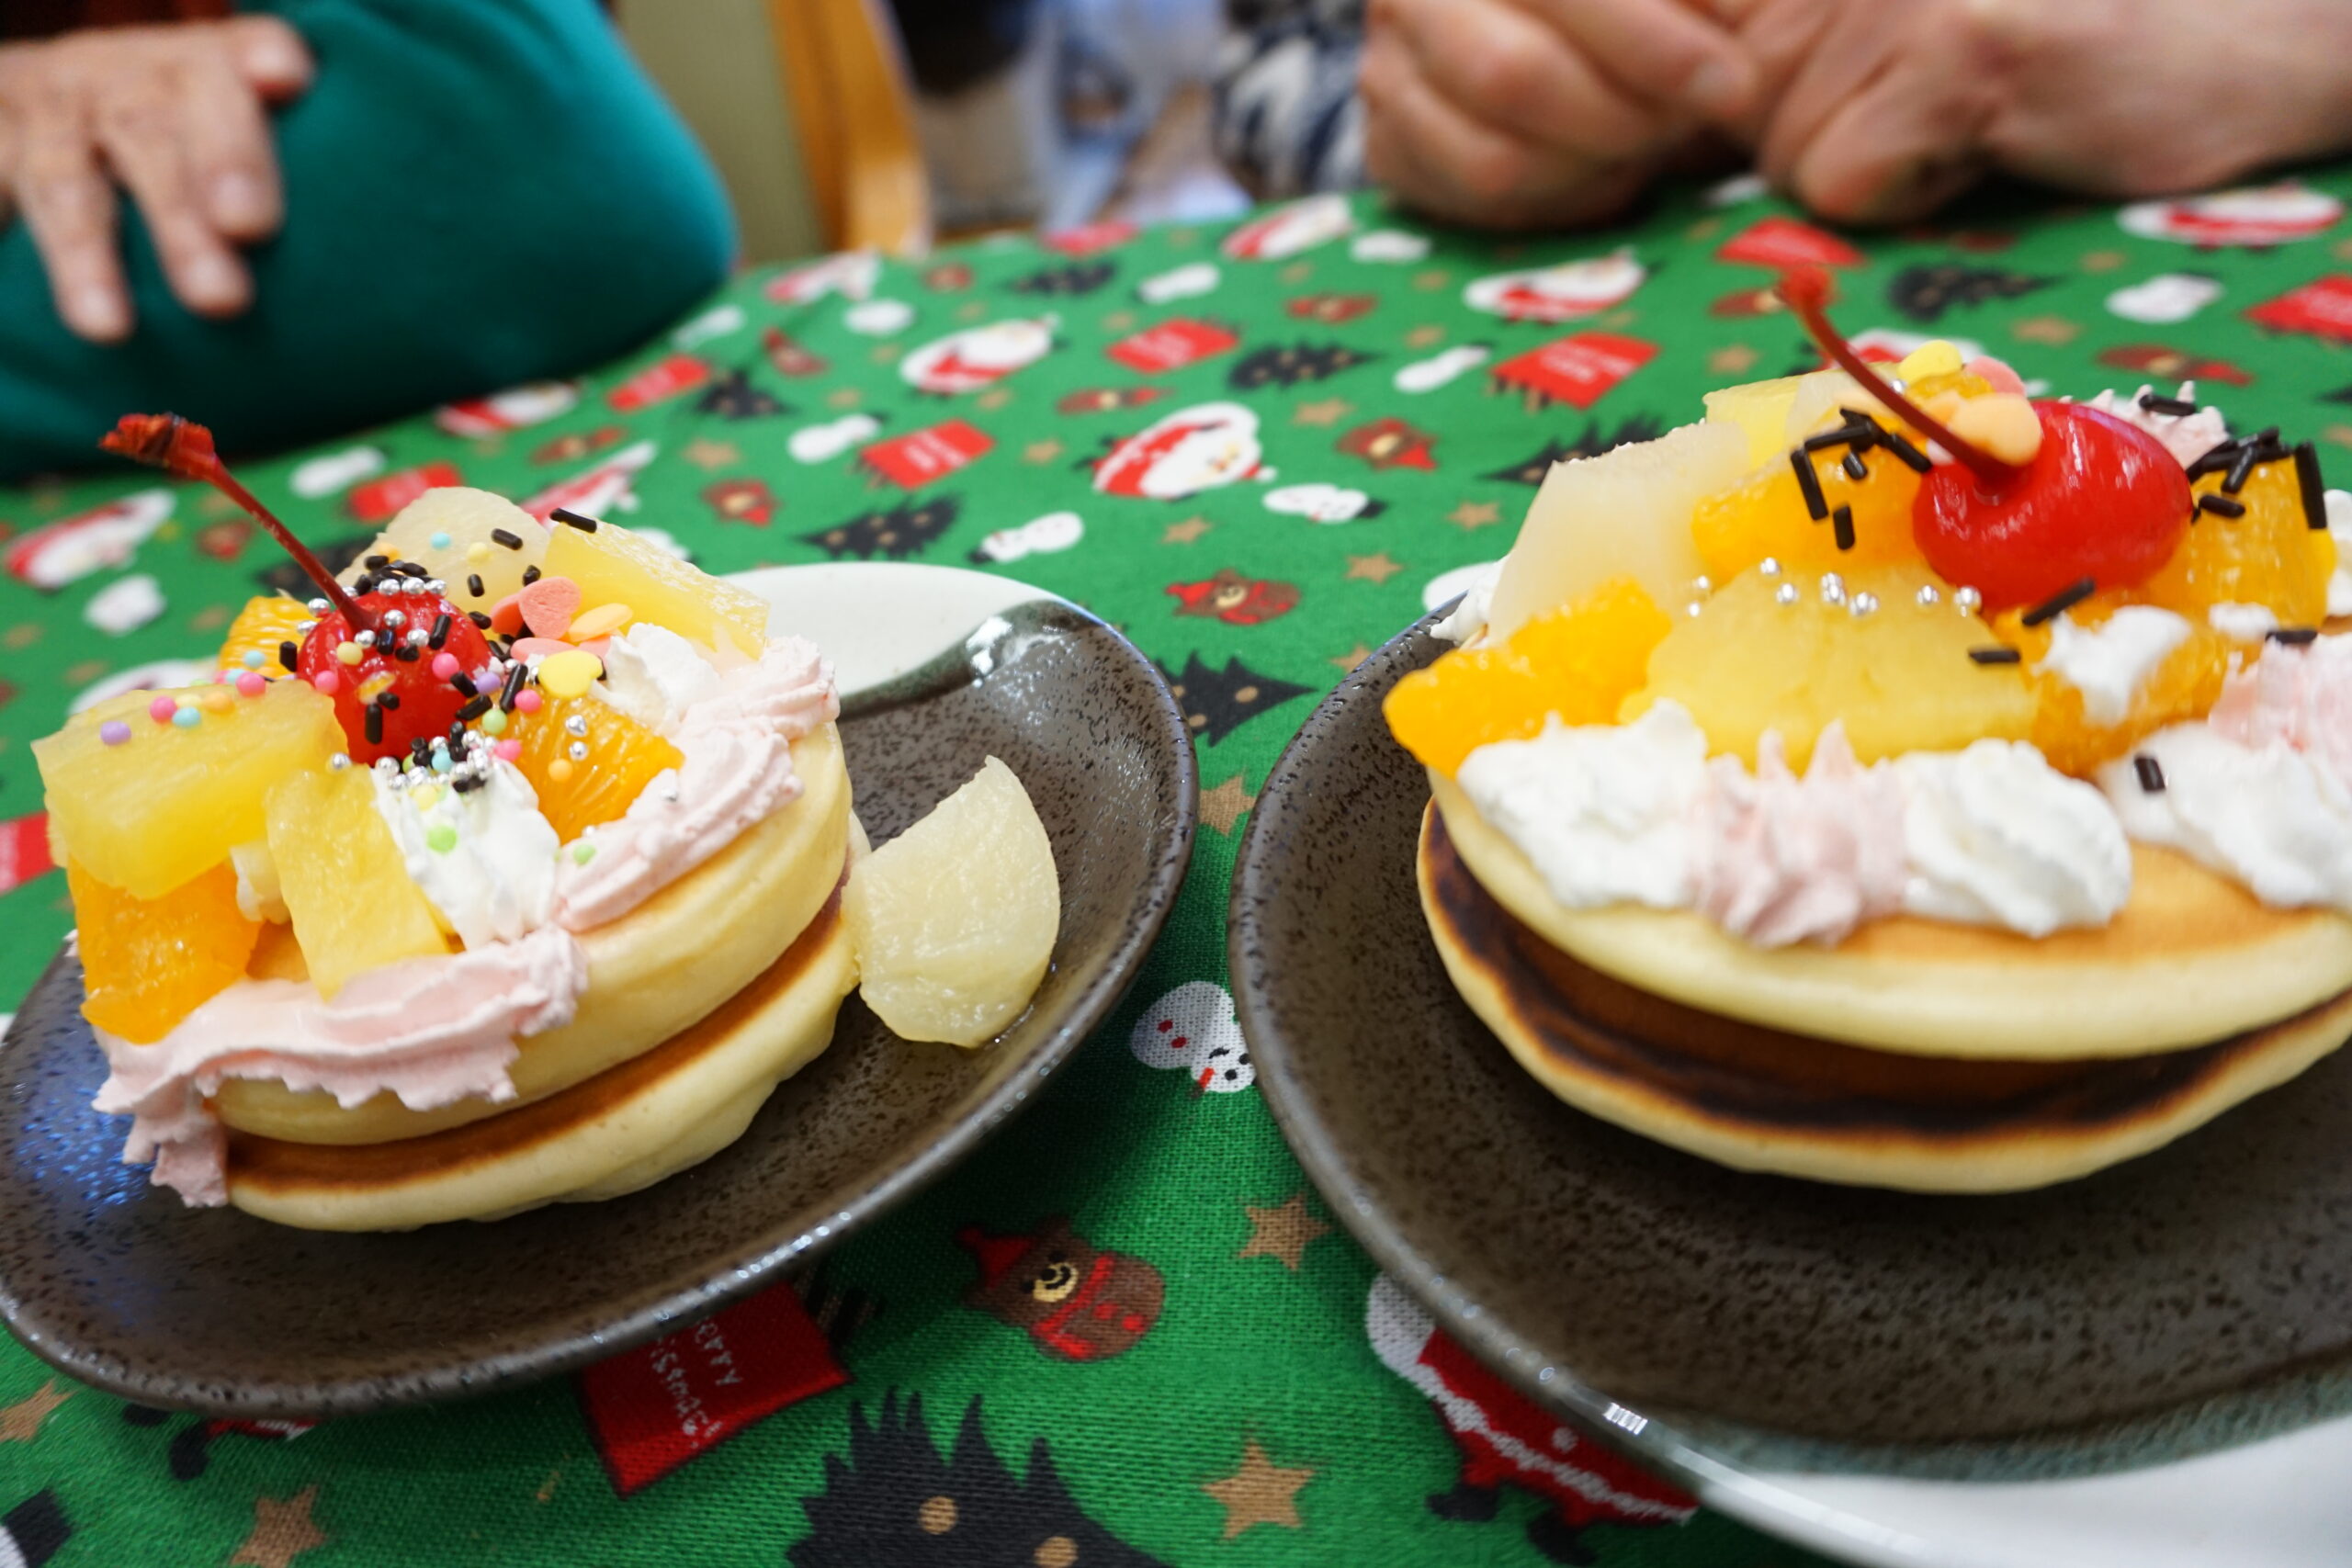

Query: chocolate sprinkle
[457,695,492,723]
[467,574,485,599]
[2195,492,2246,519]
[365,554,390,570]
[2268,626,2319,645]
[2295,440,2328,530]
[2021,576,2096,627]
[364,704,383,746]
[551,507,599,532]
[377,691,400,710]
[2134,754,2165,792]
[498,662,527,712]
[1840,449,1868,481]
[1791,449,1828,521]
[1878,430,1932,473]
[1968,646,2022,665]
[2224,444,2258,494]
[351,574,376,597]
[2186,442,2237,479]
[469,611,493,630]
[394,644,420,662]
[1832,504,1856,551]
[491,528,524,550]
[522,565,542,587]
[2139,393,2198,417]
[277,640,298,671]
[428,613,451,649]
[449,672,479,698]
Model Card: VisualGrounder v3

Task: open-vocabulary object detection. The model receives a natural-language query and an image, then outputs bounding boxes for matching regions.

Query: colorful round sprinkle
[241,649,266,670]
[335,641,364,666]
[571,841,596,865]
[492,738,522,762]
[430,651,460,680]
[429,531,453,550]
[235,671,268,698]
[311,671,342,696]
[148,695,177,724]
[426,824,458,854]
[548,758,575,784]
[480,707,509,735]
[431,751,455,774]
[200,688,234,714]
[99,719,131,746]
[171,705,202,729]
[467,542,491,563]
[514,688,543,715]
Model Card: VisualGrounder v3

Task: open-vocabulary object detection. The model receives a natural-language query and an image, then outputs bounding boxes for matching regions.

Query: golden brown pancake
[1430,772,2352,1059]
[224,884,859,1230]
[1419,805,2352,1191]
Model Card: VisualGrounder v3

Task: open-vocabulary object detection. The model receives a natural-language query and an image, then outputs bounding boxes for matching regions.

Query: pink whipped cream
[2209,636,2352,792]
[96,633,839,1207]
[1690,725,1906,946]
[2084,382,2229,469]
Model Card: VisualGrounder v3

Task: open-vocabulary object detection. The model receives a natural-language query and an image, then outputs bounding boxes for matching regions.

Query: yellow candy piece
[1897,340,1964,380]
[567,603,632,642]
[537,649,603,699]
[409,784,442,810]
[335,641,365,666]
[200,688,235,714]
[467,542,492,563]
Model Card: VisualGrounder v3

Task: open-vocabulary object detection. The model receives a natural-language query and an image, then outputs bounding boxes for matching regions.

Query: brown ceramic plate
[1229,611,2352,1483]
[0,566,1195,1418]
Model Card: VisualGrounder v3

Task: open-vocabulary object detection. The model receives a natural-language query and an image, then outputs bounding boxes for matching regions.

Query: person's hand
[1360,0,1760,231]
[0,17,312,343]
[1737,0,2352,224]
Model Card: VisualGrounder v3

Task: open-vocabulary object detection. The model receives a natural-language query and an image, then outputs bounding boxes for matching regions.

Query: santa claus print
[3,487,173,590]
[1092,401,1265,500]
[516,439,658,522]
[2119,182,2344,246]
[1222,192,1355,260]
[957,1219,1166,1360]
[899,316,1057,395]
[763,248,880,304]
[1464,251,1645,322]
[1367,1275,1693,1565]
[1130,979,1254,1091]
[435,378,578,438]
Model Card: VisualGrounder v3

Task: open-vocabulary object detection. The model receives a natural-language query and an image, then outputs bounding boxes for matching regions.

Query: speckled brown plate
[1229,611,2352,1488]
[0,566,1194,1419]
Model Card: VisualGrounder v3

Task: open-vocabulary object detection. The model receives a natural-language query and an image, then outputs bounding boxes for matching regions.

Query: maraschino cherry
[1776,267,2190,614]
[101,413,495,764]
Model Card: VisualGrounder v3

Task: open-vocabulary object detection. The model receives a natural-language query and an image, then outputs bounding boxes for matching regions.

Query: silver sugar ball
[294,619,316,635]
[567,740,589,762]
[1819,573,1846,606]
[1954,586,1983,613]
[1775,582,1800,605]
[380,610,405,629]
[562,715,589,737]
[1849,591,1880,618]
[1758,557,1781,578]
[306,597,330,614]
[1690,575,1713,596]
[1685,601,1704,618]
[1916,585,1940,607]
[327,753,350,772]
[354,629,377,648]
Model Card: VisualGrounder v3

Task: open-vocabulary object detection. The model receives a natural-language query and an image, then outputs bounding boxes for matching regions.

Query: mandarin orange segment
[1690,446,1924,582]
[1992,599,2235,776]
[1385,577,1670,775]
[213,594,312,680]
[70,856,259,1043]
[2132,461,2336,627]
[512,691,684,842]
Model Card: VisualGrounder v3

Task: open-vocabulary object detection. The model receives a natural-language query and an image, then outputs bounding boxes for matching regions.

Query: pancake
[1430,771,2352,1059]
[214,724,853,1145]
[1419,804,2352,1191]
[223,882,859,1230]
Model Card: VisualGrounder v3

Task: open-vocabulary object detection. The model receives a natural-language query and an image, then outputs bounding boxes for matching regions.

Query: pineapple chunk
[1486,420,1748,644]
[845,757,1059,1046]
[266,765,448,998]
[1634,564,2036,767]
[544,519,768,651]
[71,857,259,1043]
[345,487,548,612]
[36,679,345,899]
[1702,375,1805,468]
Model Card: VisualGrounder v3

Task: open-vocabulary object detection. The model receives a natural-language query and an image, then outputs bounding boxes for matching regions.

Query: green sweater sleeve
[0,0,736,481]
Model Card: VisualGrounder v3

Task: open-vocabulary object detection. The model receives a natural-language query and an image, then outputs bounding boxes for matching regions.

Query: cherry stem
[100,413,374,632]
[1774,266,2018,491]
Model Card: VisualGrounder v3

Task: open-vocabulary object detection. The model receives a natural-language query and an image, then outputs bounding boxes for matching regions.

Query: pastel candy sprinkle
[171,705,201,729]
[235,671,268,698]
[489,593,528,637]
[493,738,523,761]
[241,649,266,670]
[571,841,595,864]
[467,542,491,564]
[480,708,509,735]
[430,652,460,680]
[335,641,365,665]
[99,719,131,746]
[200,688,234,714]
[429,531,453,550]
[514,689,543,715]
[507,636,572,663]
[548,758,575,783]
[566,602,631,641]
[518,575,582,639]
[426,824,458,853]
[410,784,442,810]
[431,751,454,773]
[311,671,342,695]
[537,649,603,699]
[147,695,177,723]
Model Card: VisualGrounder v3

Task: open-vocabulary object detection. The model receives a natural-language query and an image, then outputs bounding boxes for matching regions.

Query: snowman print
[1130,980,1255,1093]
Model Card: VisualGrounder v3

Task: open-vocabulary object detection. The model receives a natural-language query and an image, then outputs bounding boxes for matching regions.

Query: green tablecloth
[6,168,2352,1567]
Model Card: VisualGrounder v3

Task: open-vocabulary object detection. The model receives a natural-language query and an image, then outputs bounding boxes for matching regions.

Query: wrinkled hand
[1361,0,1758,231]
[0,17,311,343]
[1738,0,2352,225]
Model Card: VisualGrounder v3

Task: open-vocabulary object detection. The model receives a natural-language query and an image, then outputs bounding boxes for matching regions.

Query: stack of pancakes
[217,727,858,1231]
[1419,773,2352,1191]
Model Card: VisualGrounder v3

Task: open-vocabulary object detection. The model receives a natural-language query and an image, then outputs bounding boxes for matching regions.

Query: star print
[2011,314,2080,345]
[1446,501,1501,531]
[1329,642,1372,671]
[1412,267,1452,291]
[187,603,232,632]
[1023,439,1065,464]
[1162,517,1212,545]
[1100,310,1136,333]
[1405,324,1445,349]
[976,387,1014,412]
[1204,1440,1316,1538]
[1599,308,1637,329]
[827,387,864,410]
[2080,249,2128,273]
[1345,552,1403,584]
[0,1382,69,1442]
[1708,344,1759,376]
[957,299,989,321]
[1292,398,1353,428]
[231,1487,329,1568]
[682,437,740,471]
[2324,424,2352,452]
[1238,1192,1332,1269]
[1685,216,1724,243]
[870,343,902,365]
[1199,773,1257,835]
[1280,261,1316,286]
[5,623,40,649]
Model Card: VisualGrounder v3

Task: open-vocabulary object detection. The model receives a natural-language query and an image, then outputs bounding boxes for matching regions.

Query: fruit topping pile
[1388,270,2340,799]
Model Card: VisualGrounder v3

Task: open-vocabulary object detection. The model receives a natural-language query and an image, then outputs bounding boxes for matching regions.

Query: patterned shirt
[1214,0,1366,198]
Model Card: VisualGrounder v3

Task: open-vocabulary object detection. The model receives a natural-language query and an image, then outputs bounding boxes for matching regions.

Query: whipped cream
[1894,740,2132,935]
[2101,724,2352,915]
[2325,490,2352,618]
[94,925,587,1207]
[1433,563,1502,646]
[372,759,560,950]
[1690,724,1905,946]
[231,839,287,925]
[593,623,724,735]
[2208,635,2352,794]
[2035,606,2193,725]
[2209,602,2280,642]
[2085,382,2229,469]
[1455,703,1709,911]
